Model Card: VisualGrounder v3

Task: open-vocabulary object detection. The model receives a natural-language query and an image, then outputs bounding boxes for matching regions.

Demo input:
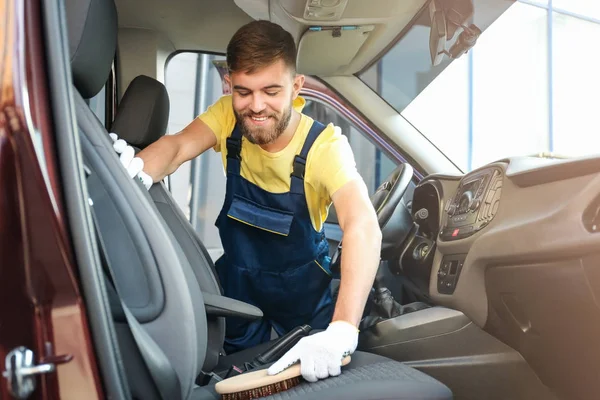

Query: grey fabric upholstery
[149,182,226,371]
[193,352,452,400]
[112,73,227,372]
[85,146,166,323]
[66,0,208,398]
[111,75,170,148]
[65,0,117,99]
[65,0,454,398]
[76,90,208,399]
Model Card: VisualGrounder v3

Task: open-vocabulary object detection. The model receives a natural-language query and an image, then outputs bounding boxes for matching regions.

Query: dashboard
[393,154,600,400]
[398,155,600,325]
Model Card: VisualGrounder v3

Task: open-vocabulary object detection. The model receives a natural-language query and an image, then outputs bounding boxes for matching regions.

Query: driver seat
[66,0,454,399]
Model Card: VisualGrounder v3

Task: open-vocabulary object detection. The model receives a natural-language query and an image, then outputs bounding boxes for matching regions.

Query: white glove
[267,321,359,382]
[109,133,153,190]
[136,170,153,190]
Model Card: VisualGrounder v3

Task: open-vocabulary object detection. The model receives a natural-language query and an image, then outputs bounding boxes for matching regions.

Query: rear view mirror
[428,0,481,66]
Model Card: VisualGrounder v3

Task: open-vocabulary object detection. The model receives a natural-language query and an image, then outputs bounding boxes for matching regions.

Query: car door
[1,1,103,397]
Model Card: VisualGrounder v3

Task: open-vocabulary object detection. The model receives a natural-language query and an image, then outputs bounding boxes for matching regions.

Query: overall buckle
[291,155,306,179]
[226,138,241,160]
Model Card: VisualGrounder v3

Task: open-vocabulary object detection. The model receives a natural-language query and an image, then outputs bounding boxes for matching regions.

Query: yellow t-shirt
[199,95,359,232]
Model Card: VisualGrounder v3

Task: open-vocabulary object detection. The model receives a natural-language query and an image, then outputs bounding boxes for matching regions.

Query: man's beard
[235,105,292,145]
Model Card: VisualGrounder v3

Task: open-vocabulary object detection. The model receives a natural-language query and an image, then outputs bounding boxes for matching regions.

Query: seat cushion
[194,351,452,400]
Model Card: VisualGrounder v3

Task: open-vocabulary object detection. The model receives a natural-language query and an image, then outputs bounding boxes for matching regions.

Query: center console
[357,305,554,400]
[440,167,503,241]
[358,307,470,351]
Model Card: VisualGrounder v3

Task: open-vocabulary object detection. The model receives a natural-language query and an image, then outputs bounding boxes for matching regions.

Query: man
[129,20,381,382]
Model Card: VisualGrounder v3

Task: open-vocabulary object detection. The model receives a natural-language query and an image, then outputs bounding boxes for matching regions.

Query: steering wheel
[330,162,414,270]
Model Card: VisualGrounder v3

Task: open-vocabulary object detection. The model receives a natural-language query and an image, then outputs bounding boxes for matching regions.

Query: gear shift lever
[359,261,431,332]
[371,261,403,319]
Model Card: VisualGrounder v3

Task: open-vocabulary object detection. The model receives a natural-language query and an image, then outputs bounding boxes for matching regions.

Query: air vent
[477,169,503,224]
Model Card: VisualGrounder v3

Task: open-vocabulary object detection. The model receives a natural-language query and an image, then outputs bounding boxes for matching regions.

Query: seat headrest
[65,0,117,99]
[110,75,170,149]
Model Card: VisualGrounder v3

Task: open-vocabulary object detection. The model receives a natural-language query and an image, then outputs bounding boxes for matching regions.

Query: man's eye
[237,91,250,97]
[265,91,279,97]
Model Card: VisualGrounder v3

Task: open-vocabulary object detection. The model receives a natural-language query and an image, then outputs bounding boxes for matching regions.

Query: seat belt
[85,167,182,400]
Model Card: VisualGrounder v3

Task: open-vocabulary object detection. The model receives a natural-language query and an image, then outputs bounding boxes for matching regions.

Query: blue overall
[214,121,335,354]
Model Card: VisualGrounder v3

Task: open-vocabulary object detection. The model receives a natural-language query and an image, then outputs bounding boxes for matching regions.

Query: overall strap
[290,120,327,194]
[226,124,243,175]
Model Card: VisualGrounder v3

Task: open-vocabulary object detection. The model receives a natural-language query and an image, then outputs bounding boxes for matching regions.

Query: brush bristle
[220,376,302,400]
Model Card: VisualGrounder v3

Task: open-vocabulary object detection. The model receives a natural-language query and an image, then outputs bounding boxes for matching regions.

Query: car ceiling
[114,0,429,76]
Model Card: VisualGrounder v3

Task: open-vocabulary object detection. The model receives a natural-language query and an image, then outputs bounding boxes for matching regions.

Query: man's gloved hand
[109,133,153,190]
[266,321,359,382]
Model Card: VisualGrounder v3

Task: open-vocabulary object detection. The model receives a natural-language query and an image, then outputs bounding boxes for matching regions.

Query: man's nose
[250,94,266,114]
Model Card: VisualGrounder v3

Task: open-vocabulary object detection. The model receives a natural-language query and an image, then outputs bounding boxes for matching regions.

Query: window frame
[301,76,425,181]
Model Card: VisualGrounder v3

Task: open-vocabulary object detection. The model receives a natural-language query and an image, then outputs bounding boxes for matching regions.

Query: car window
[165,52,396,259]
[302,99,396,195]
[166,52,228,260]
[358,1,600,172]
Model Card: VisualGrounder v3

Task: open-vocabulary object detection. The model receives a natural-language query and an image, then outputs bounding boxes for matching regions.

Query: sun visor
[297,25,375,76]
[233,0,269,20]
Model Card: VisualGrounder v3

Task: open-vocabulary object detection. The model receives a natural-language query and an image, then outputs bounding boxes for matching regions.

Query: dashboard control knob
[469,199,481,211]
[448,203,457,216]
[459,191,473,214]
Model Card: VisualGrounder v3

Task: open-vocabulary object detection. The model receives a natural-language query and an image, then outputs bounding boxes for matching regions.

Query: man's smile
[246,114,274,126]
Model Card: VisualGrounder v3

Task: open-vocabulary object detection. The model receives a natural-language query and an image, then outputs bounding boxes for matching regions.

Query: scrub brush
[215,356,351,400]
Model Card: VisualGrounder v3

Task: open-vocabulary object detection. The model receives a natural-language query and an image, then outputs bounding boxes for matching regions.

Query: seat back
[111,74,226,372]
[65,0,208,397]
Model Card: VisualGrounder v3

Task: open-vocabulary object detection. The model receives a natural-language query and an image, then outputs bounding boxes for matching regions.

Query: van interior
[33,0,600,399]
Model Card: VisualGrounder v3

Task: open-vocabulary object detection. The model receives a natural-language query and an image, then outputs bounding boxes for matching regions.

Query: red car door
[0,0,103,398]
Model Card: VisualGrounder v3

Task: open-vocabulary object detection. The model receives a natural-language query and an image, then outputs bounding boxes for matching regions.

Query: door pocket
[227,195,294,236]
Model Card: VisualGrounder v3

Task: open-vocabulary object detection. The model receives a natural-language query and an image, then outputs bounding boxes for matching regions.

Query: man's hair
[227,20,297,75]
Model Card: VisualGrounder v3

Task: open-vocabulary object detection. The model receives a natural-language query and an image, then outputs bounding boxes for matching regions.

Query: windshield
[358,1,600,172]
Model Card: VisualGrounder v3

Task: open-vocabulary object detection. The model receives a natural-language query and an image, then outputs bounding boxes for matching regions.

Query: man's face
[227,59,304,145]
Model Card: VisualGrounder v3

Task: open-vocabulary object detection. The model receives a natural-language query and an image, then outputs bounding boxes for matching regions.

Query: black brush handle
[254,324,312,365]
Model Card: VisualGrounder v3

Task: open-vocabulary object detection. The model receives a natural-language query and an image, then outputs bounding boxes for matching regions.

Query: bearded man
[132,20,381,382]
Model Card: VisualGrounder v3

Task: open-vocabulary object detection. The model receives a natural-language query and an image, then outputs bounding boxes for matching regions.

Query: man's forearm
[332,221,381,327]
[137,135,183,182]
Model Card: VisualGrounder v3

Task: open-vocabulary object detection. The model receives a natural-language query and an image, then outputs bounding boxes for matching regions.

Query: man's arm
[136,117,218,182]
[330,177,382,327]
[266,176,381,382]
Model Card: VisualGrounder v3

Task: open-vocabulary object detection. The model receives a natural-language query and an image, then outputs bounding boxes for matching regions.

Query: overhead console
[440,167,504,241]
[233,0,428,75]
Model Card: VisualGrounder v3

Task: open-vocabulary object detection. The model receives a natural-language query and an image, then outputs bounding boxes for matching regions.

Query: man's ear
[224,74,233,95]
[293,74,305,98]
